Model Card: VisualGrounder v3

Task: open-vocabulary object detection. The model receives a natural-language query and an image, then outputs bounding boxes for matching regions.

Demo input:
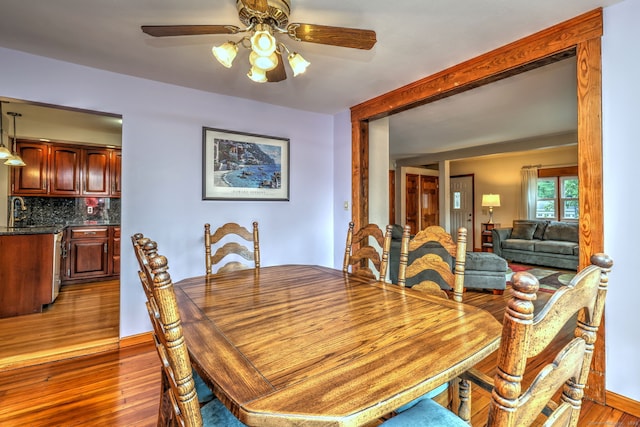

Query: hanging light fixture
[4,112,26,167]
[211,21,310,83]
[0,101,12,160]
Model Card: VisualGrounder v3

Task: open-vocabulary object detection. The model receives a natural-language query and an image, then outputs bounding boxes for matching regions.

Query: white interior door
[450,175,474,245]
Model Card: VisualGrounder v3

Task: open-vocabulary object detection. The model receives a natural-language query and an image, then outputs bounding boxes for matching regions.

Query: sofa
[492,219,578,270]
[389,225,507,292]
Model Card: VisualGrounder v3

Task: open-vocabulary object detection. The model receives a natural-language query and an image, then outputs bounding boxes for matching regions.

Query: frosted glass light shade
[247,66,267,83]
[250,24,277,57]
[212,42,238,68]
[287,52,310,76]
[0,145,11,159]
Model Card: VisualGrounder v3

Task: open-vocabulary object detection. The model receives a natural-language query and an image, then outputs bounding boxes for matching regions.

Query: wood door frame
[350,9,605,401]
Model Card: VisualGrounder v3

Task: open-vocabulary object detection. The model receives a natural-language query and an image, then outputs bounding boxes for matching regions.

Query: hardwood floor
[0,280,119,370]
[0,279,637,426]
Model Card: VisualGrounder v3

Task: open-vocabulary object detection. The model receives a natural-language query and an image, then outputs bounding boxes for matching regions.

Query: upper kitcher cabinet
[11,140,121,198]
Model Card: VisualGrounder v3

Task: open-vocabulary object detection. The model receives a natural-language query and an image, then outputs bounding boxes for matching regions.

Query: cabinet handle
[104,243,108,253]
[84,231,97,235]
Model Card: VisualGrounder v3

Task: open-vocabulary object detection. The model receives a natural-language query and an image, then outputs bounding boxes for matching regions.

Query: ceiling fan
[141,0,377,83]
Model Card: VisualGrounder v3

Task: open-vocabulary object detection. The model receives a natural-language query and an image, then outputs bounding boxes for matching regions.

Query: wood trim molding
[349,8,604,402]
[120,332,153,348]
[606,391,640,419]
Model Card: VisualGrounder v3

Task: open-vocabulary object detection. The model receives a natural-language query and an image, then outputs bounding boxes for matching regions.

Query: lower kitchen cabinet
[62,225,120,284]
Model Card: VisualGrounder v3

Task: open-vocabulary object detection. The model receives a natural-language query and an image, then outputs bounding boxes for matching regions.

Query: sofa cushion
[543,221,578,242]
[533,221,549,240]
[510,222,537,240]
[534,240,578,255]
[502,239,536,251]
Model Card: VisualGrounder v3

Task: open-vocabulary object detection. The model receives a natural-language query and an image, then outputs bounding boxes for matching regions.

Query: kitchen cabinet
[11,140,121,198]
[11,141,49,195]
[49,145,82,196]
[83,148,111,196]
[62,225,119,284]
[0,231,62,318]
[110,150,122,197]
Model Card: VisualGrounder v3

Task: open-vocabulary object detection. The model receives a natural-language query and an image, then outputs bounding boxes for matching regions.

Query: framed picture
[202,127,290,201]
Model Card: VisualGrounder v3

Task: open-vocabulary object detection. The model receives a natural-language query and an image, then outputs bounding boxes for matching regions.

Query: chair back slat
[205,222,260,274]
[343,222,392,281]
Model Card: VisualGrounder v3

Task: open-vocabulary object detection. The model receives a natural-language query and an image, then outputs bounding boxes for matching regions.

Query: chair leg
[492,289,504,295]
[457,378,471,424]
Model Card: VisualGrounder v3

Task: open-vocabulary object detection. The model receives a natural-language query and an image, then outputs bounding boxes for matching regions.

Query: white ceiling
[0,0,620,158]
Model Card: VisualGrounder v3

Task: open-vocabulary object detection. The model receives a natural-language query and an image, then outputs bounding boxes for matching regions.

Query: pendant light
[4,112,26,167]
[0,101,12,159]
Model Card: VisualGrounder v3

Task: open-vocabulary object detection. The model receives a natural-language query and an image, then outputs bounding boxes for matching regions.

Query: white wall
[602,0,640,402]
[0,47,335,338]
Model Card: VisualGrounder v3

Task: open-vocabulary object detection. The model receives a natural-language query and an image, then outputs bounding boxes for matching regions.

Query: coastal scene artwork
[203,127,289,200]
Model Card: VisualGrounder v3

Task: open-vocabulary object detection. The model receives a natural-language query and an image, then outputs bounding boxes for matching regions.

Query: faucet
[9,196,27,227]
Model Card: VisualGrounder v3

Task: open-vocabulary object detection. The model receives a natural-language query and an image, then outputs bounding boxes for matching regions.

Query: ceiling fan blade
[141,25,241,37]
[287,23,377,50]
[240,0,269,14]
[266,52,287,83]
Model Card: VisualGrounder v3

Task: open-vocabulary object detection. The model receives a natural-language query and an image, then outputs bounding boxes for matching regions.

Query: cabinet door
[68,236,110,279]
[11,141,49,195]
[110,226,121,275]
[50,146,81,196]
[83,149,111,196]
[110,150,122,197]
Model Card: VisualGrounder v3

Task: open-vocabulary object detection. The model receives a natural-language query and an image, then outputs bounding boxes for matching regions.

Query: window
[536,167,578,220]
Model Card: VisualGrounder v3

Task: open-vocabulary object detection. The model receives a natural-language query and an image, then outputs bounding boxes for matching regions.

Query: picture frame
[202,127,290,201]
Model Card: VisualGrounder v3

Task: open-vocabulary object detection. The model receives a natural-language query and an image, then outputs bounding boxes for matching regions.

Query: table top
[174,265,502,426]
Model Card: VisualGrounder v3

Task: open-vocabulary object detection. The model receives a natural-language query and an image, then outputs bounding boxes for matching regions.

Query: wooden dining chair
[343,221,393,281]
[132,235,246,427]
[132,234,223,411]
[398,225,468,302]
[204,222,260,274]
[383,253,613,427]
[394,225,468,415]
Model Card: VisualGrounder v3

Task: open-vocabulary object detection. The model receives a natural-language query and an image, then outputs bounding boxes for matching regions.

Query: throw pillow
[543,221,579,242]
[510,222,537,240]
[533,221,549,240]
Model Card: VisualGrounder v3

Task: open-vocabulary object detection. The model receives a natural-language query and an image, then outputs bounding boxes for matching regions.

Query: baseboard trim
[607,390,640,418]
[120,332,153,348]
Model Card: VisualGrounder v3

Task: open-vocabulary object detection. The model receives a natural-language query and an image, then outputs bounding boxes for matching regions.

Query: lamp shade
[481,194,501,207]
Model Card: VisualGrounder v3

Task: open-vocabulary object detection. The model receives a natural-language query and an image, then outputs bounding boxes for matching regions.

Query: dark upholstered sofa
[492,219,578,270]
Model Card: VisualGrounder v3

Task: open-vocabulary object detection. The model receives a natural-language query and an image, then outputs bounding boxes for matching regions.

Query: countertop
[0,222,120,236]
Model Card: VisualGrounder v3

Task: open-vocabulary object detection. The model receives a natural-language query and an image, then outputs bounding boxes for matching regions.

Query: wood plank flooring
[0,278,637,426]
[0,280,119,370]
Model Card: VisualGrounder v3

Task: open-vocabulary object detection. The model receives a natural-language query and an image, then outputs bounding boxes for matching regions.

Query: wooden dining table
[174,265,502,427]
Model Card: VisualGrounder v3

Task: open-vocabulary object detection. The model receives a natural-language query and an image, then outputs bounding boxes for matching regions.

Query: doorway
[450,175,474,245]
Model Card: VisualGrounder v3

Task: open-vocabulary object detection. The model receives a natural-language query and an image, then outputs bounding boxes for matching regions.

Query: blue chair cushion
[394,382,449,413]
[201,398,247,426]
[382,397,467,426]
[194,369,215,404]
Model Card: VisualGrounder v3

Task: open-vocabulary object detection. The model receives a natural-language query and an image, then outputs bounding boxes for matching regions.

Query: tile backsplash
[7,196,121,226]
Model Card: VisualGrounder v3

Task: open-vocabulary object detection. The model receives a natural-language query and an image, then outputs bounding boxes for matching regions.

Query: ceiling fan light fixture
[247,66,267,83]
[212,42,239,68]
[288,52,310,77]
[250,23,277,57]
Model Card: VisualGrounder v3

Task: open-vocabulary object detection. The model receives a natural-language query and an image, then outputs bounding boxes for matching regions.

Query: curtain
[520,167,538,219]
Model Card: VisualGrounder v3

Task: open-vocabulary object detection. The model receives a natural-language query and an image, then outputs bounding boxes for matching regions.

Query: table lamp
[482,194,501,224]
